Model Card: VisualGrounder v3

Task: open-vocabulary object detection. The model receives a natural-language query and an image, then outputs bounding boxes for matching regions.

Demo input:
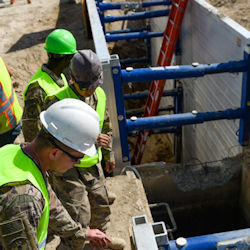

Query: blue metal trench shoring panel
[98,0,171,11]
[165,228,250,249]
[110,58,250,161]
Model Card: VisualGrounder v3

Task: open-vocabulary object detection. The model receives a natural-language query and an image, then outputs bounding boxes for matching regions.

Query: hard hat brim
[40,109,98,157]
[83,144,97,157]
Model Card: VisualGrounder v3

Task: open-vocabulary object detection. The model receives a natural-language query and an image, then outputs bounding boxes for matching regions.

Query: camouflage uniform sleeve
[48,183,87,249]
[22,82,47,142]
[43,95,59,110]
[0,184,44,249]
[101,108,115,162]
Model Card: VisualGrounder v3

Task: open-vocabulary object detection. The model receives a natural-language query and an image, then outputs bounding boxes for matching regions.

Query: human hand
[105,161,115,173]
[87,229,112,250]
[97,134,111,147]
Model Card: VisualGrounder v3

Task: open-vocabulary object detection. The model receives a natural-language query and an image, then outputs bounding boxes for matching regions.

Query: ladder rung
[146,106,150,114]
[173,1,178,7]
[164,34,170,41]
[155,90,159,102]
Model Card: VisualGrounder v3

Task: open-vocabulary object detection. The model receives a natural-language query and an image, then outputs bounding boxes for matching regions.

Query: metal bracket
[132,215,169,250]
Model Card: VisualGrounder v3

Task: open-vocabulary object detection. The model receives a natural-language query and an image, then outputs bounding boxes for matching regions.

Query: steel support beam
[121,60,248,83]
[239,45,250,145]
[105,31,163,42]
[126,108,245,131]
[124,89,178,99]
[104,9,169,23]
[167,228,250,249]
[99,0,171,11]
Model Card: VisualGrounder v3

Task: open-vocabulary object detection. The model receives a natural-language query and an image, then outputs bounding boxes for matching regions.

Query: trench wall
[149,0,250,224]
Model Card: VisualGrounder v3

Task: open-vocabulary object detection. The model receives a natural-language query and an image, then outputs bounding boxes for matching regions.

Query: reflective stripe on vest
[0,145,49,250]
[0,57,23,133]
[0,86,16,128]
[23,67,65,101]
[46,86,106,167]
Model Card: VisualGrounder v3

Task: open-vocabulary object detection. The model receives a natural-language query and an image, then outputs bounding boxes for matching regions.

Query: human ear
[49,147,59,161]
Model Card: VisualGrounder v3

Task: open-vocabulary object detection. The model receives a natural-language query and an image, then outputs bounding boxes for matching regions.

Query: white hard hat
[40,98,99,156]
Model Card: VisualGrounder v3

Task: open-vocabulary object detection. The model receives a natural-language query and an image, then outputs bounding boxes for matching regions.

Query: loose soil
[207,0,250,30]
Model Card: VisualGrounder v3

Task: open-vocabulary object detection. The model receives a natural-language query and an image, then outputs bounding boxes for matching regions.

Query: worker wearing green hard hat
[44,29,78,55]
[22,29,77,142]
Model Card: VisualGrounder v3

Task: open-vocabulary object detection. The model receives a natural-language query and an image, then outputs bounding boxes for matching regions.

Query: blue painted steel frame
[239,45,250,145]
[111,57,249,162]
[111,64,131,162]
[165,228,250,249]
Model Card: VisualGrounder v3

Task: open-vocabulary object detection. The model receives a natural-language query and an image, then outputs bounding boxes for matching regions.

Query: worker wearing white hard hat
[0,99,111,250]
[44,50,125,250]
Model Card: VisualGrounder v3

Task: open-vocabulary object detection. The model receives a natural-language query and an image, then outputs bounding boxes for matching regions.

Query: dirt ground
[0,0,249,249]
[207,0,250,30]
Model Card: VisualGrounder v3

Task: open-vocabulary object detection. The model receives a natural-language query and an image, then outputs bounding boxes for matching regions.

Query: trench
[106,8,250,239]
[150,199,248,239]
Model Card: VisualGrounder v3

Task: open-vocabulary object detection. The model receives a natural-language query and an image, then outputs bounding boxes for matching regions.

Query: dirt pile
[207,0,250,30]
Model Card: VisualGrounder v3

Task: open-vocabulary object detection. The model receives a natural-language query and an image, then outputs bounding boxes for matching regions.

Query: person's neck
[46,63,63,78]
[22,142,48,174]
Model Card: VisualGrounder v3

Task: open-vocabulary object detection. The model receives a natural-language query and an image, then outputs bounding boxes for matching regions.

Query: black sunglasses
[48,138,83,163]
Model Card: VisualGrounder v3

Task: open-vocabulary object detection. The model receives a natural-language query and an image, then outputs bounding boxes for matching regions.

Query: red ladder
[131,0,189,165]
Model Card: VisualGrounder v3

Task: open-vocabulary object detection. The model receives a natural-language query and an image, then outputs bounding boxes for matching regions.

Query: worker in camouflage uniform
[0,99,111,250]
[0,56,23,147]
[44,50,125,249]
[22,28,77,142]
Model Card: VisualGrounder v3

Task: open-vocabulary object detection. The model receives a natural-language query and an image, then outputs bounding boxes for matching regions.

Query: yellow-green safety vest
[0,57,23,134]
[45,85,106,167]
[23,66,67,101]
[0,144,49,250]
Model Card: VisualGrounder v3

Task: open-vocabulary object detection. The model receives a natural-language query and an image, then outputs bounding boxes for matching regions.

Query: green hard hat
[44,29,77,55]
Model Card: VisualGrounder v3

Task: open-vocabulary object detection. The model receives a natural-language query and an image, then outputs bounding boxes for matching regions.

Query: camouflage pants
[49,163,111,232]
